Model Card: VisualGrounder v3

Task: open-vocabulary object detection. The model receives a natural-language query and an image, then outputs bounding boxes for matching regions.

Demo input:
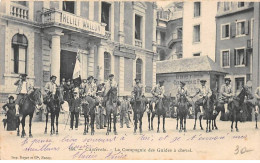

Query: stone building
[0,1,157,99]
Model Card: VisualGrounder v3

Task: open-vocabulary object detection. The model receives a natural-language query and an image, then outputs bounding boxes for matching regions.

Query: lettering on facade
[61,12,105,35]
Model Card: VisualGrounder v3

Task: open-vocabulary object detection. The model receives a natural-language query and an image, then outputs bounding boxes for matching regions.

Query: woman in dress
[2,96,17,131]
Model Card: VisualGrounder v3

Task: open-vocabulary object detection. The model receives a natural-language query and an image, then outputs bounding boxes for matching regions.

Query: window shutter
[231,22,236,38]
[245,20,250,35]
[234,49,237,66]
[245,49,248,66]
[222,25,225,38]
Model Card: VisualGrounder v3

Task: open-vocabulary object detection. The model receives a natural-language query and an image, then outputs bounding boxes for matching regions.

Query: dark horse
[177,94,189,132]
[17,88,43,138]
[105,87,119,135]
[81,95,97,135]
[204,91,217,133]
[229,86,250,132]
[148,96,171,133]
[130,93,148,134]
[193,97,207,130]
[211,90,224,130]
[44,87,64,135]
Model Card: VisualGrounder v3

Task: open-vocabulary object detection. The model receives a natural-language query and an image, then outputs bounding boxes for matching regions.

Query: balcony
[42,8,106,36]
[135,39,142,48]
[168,32,182,49]
[10,2,29,20]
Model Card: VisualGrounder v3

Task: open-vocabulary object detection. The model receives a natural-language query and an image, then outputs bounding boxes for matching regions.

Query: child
[2,96,17,131]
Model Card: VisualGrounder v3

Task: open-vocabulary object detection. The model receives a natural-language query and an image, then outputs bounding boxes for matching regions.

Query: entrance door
[60,50,77,81]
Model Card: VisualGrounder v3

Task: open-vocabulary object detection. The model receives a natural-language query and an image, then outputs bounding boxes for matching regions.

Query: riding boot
[255,105,259,114]
[15,104,20,115]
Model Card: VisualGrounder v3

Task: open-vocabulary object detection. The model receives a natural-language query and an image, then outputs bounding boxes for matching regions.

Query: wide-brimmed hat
[20,74,28,78]
[108,74,114,78]
[50,75,57,80]
[135,78,141,82]
[180,81,185,85]
[159,80,164,84]
[8,96,14,100]
[225,78,231,82]
[200,80,207,83]
[87,76,94,80]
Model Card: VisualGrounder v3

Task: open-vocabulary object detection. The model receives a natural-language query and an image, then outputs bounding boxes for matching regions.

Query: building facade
[215,2,254,94]
[0,1,157,100]
[156,2,183,60]
[182,1,217,61]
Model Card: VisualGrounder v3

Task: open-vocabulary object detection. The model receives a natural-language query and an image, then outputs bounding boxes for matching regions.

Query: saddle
[19,95,28,107]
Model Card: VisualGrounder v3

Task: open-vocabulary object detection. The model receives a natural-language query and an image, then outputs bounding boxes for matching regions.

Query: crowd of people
[2,72,260,131]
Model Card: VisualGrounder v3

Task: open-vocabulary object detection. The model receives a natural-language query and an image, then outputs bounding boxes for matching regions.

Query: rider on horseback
[219,78,233,114]
[104,74,118,106]
[132,78,144,100]
[191,80,212,115]
[176,81,193,115]
[83,76,97,98]
[44,75,57,111]
[151,80,165,112]
[14,74,33,115]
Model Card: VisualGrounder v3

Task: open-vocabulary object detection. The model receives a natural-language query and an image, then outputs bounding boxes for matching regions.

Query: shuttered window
[104,52,111,81]
[221,24,230,39]
[136,58,142,82]
[222,50,230,67]
[223,2,230,11]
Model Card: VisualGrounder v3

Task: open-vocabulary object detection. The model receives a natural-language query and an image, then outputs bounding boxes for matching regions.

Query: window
[11,34,28,74]
[101,2,111,31]
[237,21,246,36]
[193,25,200,43]
[223,2,230,11]
[160,31,166,45]
[104,52,111,80]
[135,14,142,40]
[235,77,245,92]
[136,58,143,81]
[222,50,230,67]
[177,27,182,39]
[159,50,166,61]
[194,2,201,17]
[238,2,245,8]
[221,24,230,39]
[234,48,246,66]
[63,1,75,14]
[193,53,200,57]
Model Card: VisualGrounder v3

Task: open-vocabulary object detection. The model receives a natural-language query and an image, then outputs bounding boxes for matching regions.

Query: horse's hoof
[193,127,196,130]
[114,131,118,135]
[236,128,239,132]
[176,127,178,130]
[21,135,25,138]
[157,130,160,133]
[91,132,94,135]
[163,130,166,133]
[151,127,153,131]
[179,130,182,133]
[44,131,47,134]
[256,126,258,129]
[184,129,187,132]
[231,129,233,132]
[201,127,204,130]
[209,129,212,132]
[83,131,87,135]
[215,127,218,130]
[148,128,151,131]
[206,129,209,133]
[29,134,33,138]
[106,132,109,135]
[17,133,20,136]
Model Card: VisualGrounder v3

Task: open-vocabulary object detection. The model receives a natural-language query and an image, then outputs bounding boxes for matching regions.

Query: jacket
[69,97,82,112]
[120,100,131,112]
[195,85,212,98]
[104,80,118,96]
[14,79,32,95]
[44,81,57,95]
[151,84,165,98]
[132,84,144,98]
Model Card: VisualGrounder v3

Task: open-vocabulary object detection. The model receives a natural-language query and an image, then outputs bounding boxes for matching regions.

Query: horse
[193,97,207,131]
[81,95,97,135]
[17,88,43,138]
[229,86,250,132]
[177,94,189,132]
[175,98,192,130]
[147,100,156,131]
[130,93,148,134]
[44,87,64,135]
[211,90,223,130]
[204,91,217,133]
[105,87,119,135]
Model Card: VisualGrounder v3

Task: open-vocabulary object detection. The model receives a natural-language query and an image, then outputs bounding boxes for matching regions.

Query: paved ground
[1,113,260,160]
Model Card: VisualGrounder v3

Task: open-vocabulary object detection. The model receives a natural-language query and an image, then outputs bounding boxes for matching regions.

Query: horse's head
[31,88,43,106]
[109,87,118,103]
[56,86,64,104]
[236,85,250,103]
[179,94,187,103]
[162,95,171,109]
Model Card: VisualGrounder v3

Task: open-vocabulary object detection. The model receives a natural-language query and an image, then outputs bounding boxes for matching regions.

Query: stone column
[119,57,125,95]
[89,1,94,20]
[88,45,95,77]
[50,28,63,85]
[119,1,125,43]
[97,43,105,82]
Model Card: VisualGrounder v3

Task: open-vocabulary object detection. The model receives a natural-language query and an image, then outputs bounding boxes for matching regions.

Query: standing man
[14,74,32,115]
[120,96,131,128]
[151,80,165,112]
[69,89,82,130]
[64,79,73,102]
[96,83,106,129]
[191,80,212,115]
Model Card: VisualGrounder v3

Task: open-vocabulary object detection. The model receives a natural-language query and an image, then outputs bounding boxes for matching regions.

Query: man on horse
[176,81,193,115]
[96,82,106,129]
[255,86,260,115]
[120,96,131,128]
[83,76,97,98]
[63,79,74,102]
[44,75,57,111]
[14,74,33,115]
[191,80,212,115]
[151,80,165,112]
[132,78,144,99]
[104,74,118,106]
[219,78,233,115]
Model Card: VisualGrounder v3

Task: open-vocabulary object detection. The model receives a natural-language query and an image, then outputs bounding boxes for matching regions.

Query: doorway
[60,50,77,81]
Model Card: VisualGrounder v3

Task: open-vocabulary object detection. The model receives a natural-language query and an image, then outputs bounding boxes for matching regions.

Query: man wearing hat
[44,75,57,97]
[69,88,82,130]
[219,78,233,115]
[104,74,118,105]
[14,74,32,115]
[84,76,97,97]
[151,80,165,112]
[132,78,144,99]
[95,82,106,129]
[80,79,88,97]
[176,81,193,115]
[191,80,212,115]
[120,96,131,128]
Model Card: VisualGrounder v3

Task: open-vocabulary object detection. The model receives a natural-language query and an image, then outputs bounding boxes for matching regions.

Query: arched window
[12,34,28,74]
[136,58,143,82]
[104,52,111,80]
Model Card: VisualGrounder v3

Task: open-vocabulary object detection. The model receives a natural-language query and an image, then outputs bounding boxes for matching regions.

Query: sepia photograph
[0,0,260,160]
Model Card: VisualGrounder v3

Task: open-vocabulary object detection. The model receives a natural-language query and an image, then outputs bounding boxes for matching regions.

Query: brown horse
[105,87,119,135]
[44,87,64,135]
[17,88,43,138]
[177,94,189,132]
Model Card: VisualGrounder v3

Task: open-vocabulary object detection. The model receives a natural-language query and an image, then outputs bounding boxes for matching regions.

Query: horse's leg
[176,115,179,130]
[17,117,20,136]
[256,115,258,129]
[134,113,137,133]
[21,115,26,138]
[193,111,197,130]
[83,116,87,135]
[184,116,187,132]
[56,112,59,135]
[139,114,143,134]
[206,119,209,133]
[231,112,234,132]
[87,115,89,133]
[113,112,117,135]
[179,116,183,132]
[199,115,203,130]
[235,111,239,132]
[50,113,53,135]
[29,114,33,138]
[151,113,155,130]
[209,118,212,132]
[91,113,95,135]
[163,114,166,133]
[106,113,110,135]
[147,113,151,131]
[44,112,48,134]
[157,115,160,133]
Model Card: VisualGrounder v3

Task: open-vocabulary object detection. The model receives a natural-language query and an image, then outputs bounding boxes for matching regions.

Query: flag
[73,50,81,79]
[73,76,82,88]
